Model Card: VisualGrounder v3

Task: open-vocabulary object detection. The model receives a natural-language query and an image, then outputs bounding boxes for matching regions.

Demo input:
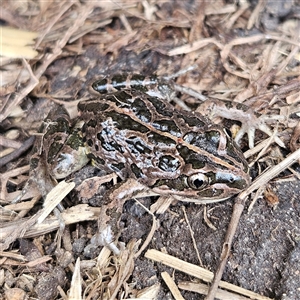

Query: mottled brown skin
[78,89,250,202]
[30,75,251,247]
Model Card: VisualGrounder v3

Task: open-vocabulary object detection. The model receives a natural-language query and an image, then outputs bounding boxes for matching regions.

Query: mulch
[1,1,299,299]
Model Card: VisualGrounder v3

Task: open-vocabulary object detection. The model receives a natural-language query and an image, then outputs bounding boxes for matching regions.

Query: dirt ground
[1,1,300,299]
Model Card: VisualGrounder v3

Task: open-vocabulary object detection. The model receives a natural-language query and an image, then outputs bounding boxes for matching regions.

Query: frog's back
[78,90,249,190]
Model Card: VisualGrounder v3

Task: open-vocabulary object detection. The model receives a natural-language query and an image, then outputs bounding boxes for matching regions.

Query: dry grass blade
[0,165,31,201]
[37,181,75,224]
[167,37,222,56]
[0,3,95,122]
[23,204,101,238]
[0,136,35,168]
[179,281,252,300]
[243,148,300,198]
[106,240,139,300]
[69,258,82,300]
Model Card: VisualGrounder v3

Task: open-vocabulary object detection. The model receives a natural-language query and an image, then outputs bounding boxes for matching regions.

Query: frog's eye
[187,173,209,190]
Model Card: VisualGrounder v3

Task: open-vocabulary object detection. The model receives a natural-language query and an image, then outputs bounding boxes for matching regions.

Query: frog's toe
[234,125,256,149]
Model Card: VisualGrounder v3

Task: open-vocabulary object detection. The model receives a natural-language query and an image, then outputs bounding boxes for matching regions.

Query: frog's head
[150,125,250,203]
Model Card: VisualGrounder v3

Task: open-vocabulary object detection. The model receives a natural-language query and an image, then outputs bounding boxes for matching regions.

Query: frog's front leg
[196,98,285,149]
[30,136,68,237]
[91,178,150,255]
[28,106,90,239]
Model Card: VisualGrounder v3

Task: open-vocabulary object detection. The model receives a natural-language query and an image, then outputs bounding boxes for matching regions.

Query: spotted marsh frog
[31,74,251,247]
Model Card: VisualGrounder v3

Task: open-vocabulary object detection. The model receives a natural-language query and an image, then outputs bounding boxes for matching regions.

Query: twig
[133,199,158,259]
[0,136,35,168]
[205,196,246,300]
[182,206,203,266]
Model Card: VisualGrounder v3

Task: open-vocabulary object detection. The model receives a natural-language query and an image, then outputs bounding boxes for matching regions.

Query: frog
[29,74,251,250]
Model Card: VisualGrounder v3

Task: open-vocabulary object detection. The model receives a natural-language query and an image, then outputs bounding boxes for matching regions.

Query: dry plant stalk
[0,27,38,59]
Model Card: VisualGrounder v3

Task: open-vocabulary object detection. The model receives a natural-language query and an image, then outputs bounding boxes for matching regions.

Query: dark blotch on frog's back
[131,97,152,123]
[183,130,221,156]
[126,136,152,155]
[176,145,206,169]
[96,131,125,153]
[177,113,207,129]
[105,111,150,133]
[158,155,181,172]
[152,119,182,137]
[147,96,173,118]
[131,163,144,178]
[78,101,109,114]
[147,132,176,146]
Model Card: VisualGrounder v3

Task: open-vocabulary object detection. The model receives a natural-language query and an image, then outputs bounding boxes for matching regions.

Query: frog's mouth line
[151,181,246,203]
[173,195,230,204]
